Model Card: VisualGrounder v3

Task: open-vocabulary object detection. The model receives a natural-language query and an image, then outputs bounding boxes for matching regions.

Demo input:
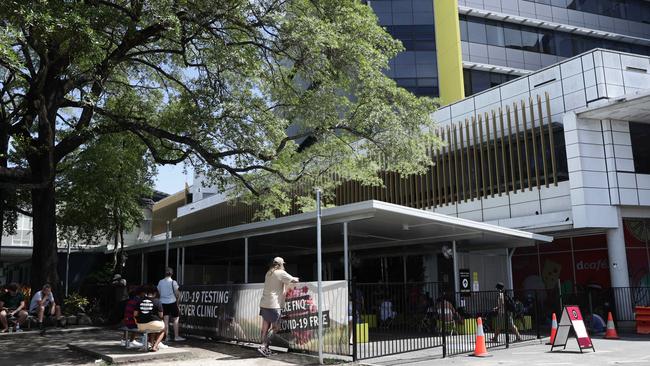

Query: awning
[576,91,650,122]
[124,200,552,254]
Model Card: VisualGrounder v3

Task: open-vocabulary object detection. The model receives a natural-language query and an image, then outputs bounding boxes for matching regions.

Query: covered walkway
[124,200,551,287]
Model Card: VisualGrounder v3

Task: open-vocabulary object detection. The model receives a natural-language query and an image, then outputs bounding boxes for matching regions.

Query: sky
[154,164,193,195]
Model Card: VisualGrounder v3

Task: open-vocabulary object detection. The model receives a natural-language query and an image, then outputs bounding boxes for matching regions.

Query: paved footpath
[361,336,650,366]
[0,329,336,366]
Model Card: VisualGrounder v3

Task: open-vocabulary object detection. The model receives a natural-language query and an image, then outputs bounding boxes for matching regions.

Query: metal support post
[176,248,180,281]
[343,222,349,281]
[165,220,170,268]
[65,241,71,297]
[452,240,459,294]
[181,247,186,285]
[315,188,324,365]
[244,237,249,284]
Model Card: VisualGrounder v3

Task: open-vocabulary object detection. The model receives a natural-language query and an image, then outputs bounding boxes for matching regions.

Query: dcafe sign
[551,305,595,353]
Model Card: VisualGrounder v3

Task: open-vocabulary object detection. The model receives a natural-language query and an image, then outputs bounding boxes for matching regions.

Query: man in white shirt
[157,267,185,341]
[29,284,63,333]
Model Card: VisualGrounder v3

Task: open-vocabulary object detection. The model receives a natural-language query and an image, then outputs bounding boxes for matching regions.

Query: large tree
[0,0,438,291]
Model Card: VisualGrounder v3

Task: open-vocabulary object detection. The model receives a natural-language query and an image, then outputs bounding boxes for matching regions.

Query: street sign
[459,269,471,297]
[551,305,595,353]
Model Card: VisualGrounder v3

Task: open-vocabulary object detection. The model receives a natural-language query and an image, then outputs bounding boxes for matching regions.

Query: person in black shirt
[133,286,165,351]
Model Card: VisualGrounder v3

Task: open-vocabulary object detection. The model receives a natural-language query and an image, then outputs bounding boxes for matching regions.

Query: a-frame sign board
[550,306,595,353]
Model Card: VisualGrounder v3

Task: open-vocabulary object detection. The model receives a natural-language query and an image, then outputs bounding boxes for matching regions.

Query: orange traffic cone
[546,313,558,345]
[604,311,619,339]
[472,317,490,357]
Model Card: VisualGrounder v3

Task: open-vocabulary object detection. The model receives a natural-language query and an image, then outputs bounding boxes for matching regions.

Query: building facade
[367,0,650,103]
[123,2,650,302]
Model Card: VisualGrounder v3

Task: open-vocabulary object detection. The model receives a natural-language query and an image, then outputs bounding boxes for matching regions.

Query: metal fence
[350,284,650,361]
[351,282,444,359]
[350,282,541,360]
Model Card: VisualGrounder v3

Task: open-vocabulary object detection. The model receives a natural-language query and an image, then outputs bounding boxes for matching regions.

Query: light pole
[315,188,324,365]
[165,220,170,268]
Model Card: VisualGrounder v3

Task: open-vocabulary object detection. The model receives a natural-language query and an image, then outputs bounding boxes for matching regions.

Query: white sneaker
[128,340,144,348]
[174,336,186,341]
[158,342,169,349]
[120,339,127,346]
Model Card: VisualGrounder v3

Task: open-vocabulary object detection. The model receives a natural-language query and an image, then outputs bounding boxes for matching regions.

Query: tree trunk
[30,183,59,294]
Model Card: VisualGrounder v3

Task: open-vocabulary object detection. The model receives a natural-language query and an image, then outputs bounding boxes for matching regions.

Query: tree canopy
[57,133,155,248]
[0,0,438,290]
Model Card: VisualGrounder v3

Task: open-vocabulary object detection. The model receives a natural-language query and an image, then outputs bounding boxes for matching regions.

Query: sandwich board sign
[551,305,595,353]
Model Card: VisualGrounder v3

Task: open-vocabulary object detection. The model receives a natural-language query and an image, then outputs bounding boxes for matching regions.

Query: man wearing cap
[258,257,299,357]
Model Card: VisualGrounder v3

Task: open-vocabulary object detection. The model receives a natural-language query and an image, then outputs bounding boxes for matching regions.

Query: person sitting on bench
[29,284,63,332]
[0,283,28,332]
[121,287,145,348]
[133,286,165,352]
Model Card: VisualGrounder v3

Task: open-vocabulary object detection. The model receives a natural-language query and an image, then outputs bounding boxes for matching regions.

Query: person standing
[157,267,185,342]
[111,274,128,324]
[258,257,299,357]
[491,282,522,342]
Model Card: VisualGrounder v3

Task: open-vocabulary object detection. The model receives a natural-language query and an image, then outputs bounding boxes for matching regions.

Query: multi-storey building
[367,0,650,104]
[121,4,650,317]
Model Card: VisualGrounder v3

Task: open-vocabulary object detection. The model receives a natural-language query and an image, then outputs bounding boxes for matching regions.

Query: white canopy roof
[125,200,551,254]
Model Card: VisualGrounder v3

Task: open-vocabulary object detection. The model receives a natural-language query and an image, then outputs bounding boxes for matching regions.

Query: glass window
[630,122,650,174]
[485,20,505,47]
[503,23,522,49]
[521,27,541,53]
[467,18,487,44]
[395,78,417,87]
[539,29,555,54]
[417,78,436,87]
[463,69,472,95]
[554,32,573,57]
[470,70,491,93]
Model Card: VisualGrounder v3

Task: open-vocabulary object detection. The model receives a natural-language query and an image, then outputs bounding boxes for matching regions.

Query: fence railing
[350,284,650,360]
[350,282,542,359]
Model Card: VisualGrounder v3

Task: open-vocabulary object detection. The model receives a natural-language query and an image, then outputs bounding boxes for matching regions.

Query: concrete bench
[119,327,149,352]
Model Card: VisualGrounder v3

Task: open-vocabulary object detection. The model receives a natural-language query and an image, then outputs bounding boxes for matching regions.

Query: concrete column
[606,208,630,289]
[606,208,633,326]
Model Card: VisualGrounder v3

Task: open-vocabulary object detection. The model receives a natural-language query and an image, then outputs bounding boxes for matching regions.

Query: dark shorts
[259,308,281,323]
[29,304,53,316]
[162,302,179,318]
